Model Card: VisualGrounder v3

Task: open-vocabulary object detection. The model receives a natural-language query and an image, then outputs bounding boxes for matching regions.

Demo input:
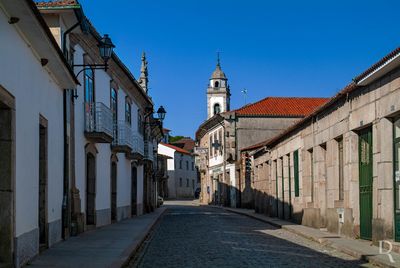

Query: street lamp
[156,106,166,122]
[98,34,115,66]
[73,33,115,78]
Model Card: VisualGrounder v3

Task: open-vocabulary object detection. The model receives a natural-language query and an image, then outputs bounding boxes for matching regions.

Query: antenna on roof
[241,88,248,105]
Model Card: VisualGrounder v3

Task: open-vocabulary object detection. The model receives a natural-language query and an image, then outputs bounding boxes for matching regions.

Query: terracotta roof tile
[171,138,195,152]
[160,142,192,155]
[234,97,330,117]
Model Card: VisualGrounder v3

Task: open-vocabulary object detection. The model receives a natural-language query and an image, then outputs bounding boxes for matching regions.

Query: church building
[195,59,328,207]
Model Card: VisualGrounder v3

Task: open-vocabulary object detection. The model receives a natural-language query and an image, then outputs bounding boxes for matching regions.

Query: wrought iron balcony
[112,121,134,153]
[144,140,154,162]
[84,102,113,143]
[127,133,145,160]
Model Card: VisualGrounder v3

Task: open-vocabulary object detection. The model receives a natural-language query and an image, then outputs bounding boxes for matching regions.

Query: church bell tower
[207,56,230,119]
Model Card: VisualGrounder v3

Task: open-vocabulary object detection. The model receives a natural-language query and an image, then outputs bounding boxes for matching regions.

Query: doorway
[394,118,400,241]
[359,127,373,240]
[0,89,15,266]
[131,166,137,216]
[39,117,48,251]
[86,153,96,226]
[111,161,117,222]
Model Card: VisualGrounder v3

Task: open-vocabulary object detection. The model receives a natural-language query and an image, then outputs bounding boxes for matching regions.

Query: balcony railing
[112,121,134,153]
[143,140,154,162]
[84,102,113,143]
[133,134,144,155]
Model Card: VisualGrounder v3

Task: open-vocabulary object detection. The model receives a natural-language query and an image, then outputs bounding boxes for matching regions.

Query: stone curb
[111,207,168,268]
[212,206,396,268]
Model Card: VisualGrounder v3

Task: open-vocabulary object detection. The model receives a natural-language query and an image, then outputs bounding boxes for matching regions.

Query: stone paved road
[128,200,374,268]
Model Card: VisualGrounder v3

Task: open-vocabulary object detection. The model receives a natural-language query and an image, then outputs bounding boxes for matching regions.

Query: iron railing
[112,121,134,149]
[143,140,154,161]
[132,133,145,156]
[84,102,113,137]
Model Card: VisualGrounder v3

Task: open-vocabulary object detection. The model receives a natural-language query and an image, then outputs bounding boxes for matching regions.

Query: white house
[0,0,164,266]
[158,142,197,199]
[0,0,78,266]
[37,0,164,228]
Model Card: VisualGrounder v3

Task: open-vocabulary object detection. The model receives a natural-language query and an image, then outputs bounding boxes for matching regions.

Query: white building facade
[0,0,163,266]
[158,143,197,199]
[0,0,78,266]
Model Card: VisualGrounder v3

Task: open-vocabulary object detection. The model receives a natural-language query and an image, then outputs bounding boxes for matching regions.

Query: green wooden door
[359,127,373,240]
[394,118,400,241]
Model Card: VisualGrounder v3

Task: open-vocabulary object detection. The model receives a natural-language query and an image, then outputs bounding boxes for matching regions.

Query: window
[138,112,143,135]
[110,88,117,127]
[214,81,219,87]
[192,162,194,171]
[209,136,213,157]
[213,132,217,156]
[125,100,132,125]
[192,179,195,189]
[213,103,221,115]
[338,138,344,200]
[186,178,189,187]
[218,130,222,155]
[294,150,299,197]
[84,68,94,103]
[186,161,189,170]
[179,159,182,169]
[179,178,182,187]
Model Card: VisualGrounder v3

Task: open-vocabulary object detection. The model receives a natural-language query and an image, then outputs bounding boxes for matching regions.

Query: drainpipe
[62,21,81,59]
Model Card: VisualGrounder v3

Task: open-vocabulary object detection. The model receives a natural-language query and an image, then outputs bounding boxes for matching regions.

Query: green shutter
[294,150,299,197]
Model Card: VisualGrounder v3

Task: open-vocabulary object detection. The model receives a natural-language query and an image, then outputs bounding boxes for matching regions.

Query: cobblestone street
[128,200,374,268]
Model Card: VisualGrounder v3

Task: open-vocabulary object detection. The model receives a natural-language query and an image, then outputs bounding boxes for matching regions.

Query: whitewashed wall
[0,9,64,238]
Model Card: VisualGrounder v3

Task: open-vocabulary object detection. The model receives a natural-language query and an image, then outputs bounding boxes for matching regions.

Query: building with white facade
[158,142,197,199]
[0,0,164,266]
[0,0,78,265]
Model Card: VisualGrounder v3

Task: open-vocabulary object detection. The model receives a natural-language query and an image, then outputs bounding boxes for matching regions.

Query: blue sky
[79,0,400,138]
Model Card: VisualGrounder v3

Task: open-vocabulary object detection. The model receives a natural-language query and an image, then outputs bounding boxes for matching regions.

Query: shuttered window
[294,150,299,197]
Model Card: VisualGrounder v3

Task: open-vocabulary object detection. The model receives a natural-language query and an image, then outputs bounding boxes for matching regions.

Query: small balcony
[127,134,145,160]
[84,102,113,143]
[143,140,154,162]
[112,121,134,153]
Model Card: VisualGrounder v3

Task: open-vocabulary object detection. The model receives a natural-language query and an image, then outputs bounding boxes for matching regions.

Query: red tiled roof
[241,47,400,152]
[160,142,191,155]
[171,138,195,152]
[36,0,79,8]
[234,97,330,117]
[162,128,171,133]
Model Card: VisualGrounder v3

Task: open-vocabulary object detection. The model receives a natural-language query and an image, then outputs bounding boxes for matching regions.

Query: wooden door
[359,127,373,240]
[86,153,96,225]
[39,120,48,250]
[0,98,14,266]
[111,162,117,222]
[394,118,400,241]
[131,166,137,216]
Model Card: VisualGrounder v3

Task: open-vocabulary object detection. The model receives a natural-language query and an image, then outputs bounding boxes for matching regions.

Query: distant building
[195,60,328,207]
[158,142,197,198]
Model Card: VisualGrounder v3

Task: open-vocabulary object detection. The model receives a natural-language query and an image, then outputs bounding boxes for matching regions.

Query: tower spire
[139,51,148,93]
[216,51,221,67]
[139,51,149,93]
